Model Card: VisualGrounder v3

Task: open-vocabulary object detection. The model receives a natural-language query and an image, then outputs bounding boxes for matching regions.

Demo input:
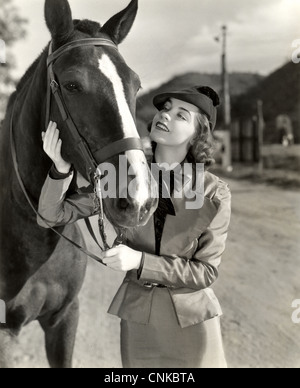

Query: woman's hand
[42,121,71,174]
[103,245,142,272]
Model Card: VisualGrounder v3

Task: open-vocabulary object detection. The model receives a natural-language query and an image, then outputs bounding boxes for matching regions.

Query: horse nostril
[118,198,129,210]
[146,199,153,212]
[145,198,158,213]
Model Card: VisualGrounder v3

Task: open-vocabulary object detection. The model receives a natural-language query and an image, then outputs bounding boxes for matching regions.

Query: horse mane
[16,19,102,93]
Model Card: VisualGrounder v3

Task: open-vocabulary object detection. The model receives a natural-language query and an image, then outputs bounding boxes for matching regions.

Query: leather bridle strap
[46,41,100,178]
[48,75,97,177]
[45,38,118,132]
[95,137,145,164]
[46,38,118,67]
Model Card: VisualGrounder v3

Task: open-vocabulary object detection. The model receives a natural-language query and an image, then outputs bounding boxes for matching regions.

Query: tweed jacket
[38,166,231,329]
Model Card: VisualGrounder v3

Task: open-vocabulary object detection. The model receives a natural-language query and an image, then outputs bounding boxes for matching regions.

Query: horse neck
[12,49,52,202]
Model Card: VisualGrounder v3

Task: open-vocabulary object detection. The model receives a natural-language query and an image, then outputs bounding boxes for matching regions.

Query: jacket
[38,166,231,329]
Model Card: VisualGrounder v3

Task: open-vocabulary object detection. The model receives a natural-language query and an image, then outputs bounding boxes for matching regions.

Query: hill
[137,72,263,124]
[231,62,300,144]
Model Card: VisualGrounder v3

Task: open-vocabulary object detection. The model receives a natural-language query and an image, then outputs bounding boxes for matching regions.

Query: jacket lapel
[126,166,221,258]
[161,169,220,256]
[160,197,219,256]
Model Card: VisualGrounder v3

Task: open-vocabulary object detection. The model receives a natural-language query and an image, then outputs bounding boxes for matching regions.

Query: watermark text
[0,299,6,324]
[292,299,300,324]
[98,157,205,210]
[104,372,195,385]
[292,39,300,64]
[0,39,6,64]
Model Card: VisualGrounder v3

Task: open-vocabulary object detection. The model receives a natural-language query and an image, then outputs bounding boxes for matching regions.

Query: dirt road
[11,178,300,368]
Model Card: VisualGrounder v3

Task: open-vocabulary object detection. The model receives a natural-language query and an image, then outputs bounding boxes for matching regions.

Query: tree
[0,0,27,119]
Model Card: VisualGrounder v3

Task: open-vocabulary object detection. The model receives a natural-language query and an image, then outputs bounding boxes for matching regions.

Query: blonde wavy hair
[187,113,215,170]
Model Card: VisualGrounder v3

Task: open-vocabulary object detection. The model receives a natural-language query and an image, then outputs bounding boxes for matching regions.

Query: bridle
[10,37,145,264]
[46,38,144,178]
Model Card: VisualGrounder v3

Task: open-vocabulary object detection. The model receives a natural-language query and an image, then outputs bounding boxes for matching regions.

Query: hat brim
[153,90,217,130]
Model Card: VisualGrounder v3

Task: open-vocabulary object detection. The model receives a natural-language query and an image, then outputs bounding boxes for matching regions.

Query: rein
[10,103,106,265]
[10,37,145,264]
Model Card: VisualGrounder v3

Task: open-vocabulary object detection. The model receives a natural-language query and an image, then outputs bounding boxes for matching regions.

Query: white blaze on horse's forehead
[98,54,149,206]
[98,54,139,139]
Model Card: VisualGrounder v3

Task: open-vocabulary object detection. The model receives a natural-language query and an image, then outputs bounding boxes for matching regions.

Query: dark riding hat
[153,86,220,131]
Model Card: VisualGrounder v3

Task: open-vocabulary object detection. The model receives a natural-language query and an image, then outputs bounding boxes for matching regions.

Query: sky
[9,0,300,91]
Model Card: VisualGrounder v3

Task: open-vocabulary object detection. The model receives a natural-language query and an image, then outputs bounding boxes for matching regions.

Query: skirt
[121,287,227,368]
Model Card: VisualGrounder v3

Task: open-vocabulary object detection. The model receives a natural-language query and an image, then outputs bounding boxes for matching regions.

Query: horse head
[44,0,158,229]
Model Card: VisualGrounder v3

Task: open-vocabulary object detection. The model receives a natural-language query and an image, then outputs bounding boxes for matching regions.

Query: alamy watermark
[292,39,300,64]
[0,39,6,64]
[0,299,6,324]
[292,300,300,324]
[99,157,205,210]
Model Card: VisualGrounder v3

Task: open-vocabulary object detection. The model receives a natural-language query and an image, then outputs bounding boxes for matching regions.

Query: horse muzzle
[97,151,158,229]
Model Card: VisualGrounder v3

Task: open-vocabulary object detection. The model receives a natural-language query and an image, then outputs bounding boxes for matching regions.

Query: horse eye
[64,82,81,93]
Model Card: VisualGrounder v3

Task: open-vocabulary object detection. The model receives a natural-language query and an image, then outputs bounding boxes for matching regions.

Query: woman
[39,86,231,368]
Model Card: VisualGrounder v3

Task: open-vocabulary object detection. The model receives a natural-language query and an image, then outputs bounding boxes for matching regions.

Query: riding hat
[153,86,219,131]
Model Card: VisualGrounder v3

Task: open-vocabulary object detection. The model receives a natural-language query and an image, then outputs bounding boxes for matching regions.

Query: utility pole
[221,25,231,129]
[215,25,232,171]
[256,100,264,174]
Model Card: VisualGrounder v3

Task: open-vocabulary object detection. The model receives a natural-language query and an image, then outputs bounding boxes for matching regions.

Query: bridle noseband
[10,38,146,264]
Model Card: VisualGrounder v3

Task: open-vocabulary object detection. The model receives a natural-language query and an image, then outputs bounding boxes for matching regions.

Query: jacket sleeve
[37,171,95,228]
[139,183,231,290]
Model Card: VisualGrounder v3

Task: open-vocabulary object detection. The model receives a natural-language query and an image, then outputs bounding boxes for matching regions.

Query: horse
[0,0,157,368]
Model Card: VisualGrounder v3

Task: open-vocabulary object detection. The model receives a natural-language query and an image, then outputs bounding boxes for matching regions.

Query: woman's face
[150,98,199,147]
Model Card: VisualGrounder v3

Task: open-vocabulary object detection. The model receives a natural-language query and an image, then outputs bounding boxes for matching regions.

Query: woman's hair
[187,112,215,170]
[187,86,219,170]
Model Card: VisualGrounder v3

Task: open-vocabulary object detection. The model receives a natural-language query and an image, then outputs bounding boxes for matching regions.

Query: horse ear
[100,0,138,45]
[45,0,74,43]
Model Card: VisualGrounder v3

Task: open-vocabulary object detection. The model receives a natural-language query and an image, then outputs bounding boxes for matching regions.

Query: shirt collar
[151,156,196,214]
